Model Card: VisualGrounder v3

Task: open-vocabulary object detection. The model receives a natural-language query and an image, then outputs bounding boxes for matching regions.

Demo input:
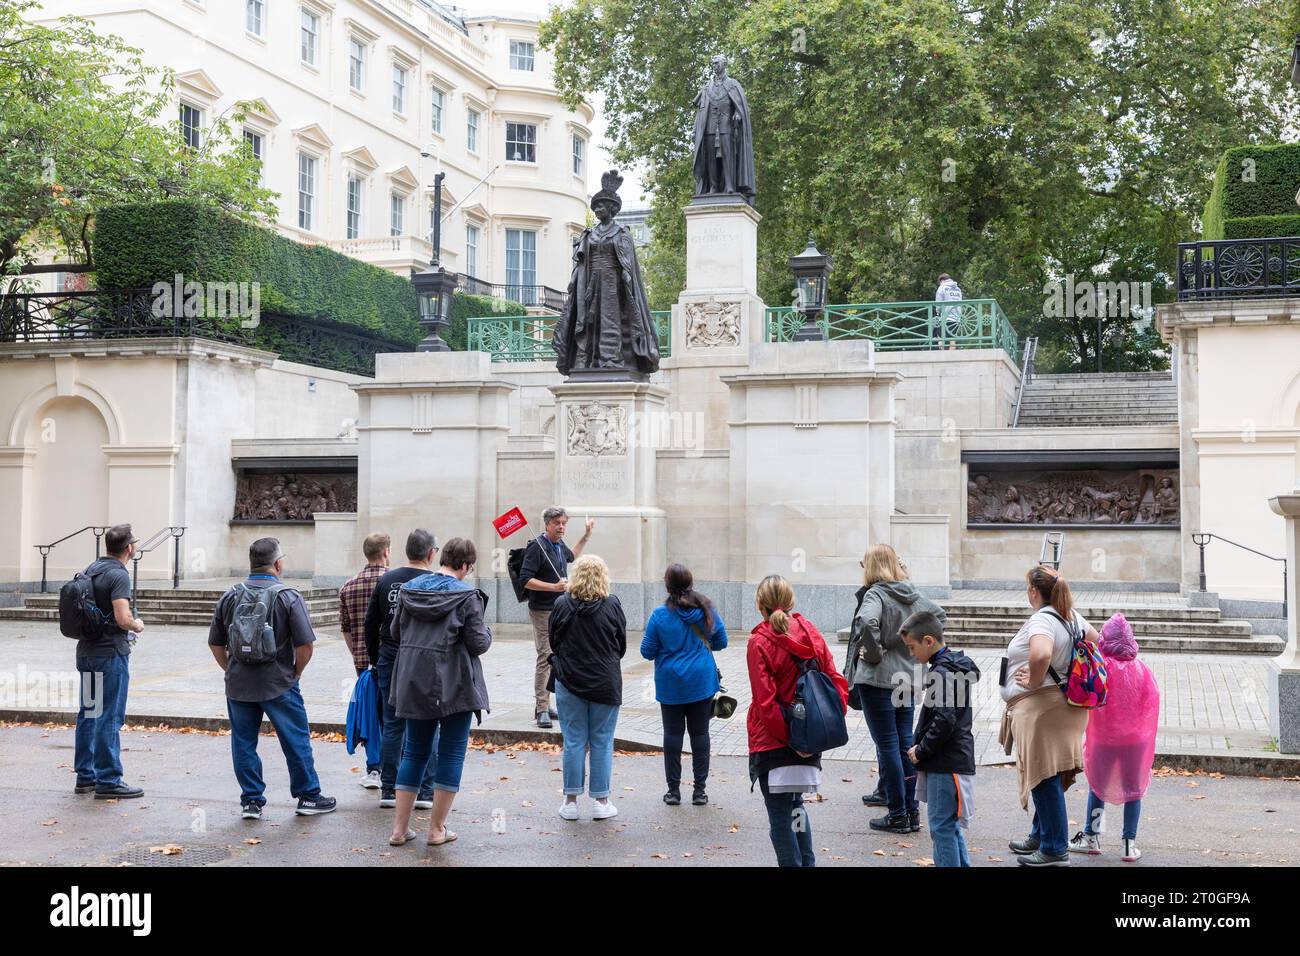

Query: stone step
[941,603,1222,622]
[1030,373,1174,382]
[941,630,1283,655]
[942,616,1253,638]
[19,594,339,611]
[0,607,339,627]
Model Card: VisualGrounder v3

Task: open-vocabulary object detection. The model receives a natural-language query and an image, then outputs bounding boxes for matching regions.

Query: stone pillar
[720,340,901,629]
[549,380,669,621]
[1267,486,1300,752]
[312,512,359,587]
[0,447,35,584]
[352,352,512,560]
[104,445,179,583]
[665,200,767,449]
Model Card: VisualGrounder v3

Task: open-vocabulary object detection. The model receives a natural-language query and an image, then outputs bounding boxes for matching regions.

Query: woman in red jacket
[747,575,850,867]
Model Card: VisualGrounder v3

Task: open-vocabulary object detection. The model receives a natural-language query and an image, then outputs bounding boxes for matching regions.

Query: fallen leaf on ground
[40,819,57,827]
[651,853,668,859]
[912,857,934,867]
[243,838,261,845]
[149,844,183,856]
[872,849,886,856]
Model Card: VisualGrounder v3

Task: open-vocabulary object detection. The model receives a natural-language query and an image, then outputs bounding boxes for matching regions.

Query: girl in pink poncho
[1069,613,1160,862]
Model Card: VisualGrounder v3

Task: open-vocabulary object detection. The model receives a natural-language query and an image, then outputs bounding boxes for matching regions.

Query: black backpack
[224,583,288,664]
[507,544,530,603]
[58,570,107,640]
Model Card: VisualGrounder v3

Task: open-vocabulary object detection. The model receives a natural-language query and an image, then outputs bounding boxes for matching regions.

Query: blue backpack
[783,655,849,755]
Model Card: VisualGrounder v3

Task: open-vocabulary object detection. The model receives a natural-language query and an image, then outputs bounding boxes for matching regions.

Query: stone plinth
[1267,487,1300,752]
[352,351,513,552]
[549,379,669,586]
[720,340,901,611]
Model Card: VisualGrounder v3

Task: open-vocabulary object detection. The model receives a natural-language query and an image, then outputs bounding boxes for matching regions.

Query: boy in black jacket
[902,610,980,868]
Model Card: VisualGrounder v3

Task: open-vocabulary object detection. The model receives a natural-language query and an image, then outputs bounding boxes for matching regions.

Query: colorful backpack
[1044,609,1108,708]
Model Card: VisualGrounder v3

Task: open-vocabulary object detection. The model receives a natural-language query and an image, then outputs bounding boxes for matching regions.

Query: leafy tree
[0,0,276,288]
[542,0,1298,370]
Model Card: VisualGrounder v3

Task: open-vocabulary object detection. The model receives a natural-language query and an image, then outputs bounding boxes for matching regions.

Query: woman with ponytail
[641,563,728,806]
[998,565,1099,867]
[746,575,849,867]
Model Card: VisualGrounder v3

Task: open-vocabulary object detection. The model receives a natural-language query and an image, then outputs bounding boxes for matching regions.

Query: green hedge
[1203,144,1300,240]
[93,199,527,351]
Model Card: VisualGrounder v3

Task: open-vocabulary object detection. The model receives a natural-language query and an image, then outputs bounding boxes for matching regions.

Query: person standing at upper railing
[935,273,964,349]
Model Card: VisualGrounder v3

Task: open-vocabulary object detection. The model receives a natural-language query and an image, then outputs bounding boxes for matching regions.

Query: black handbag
[688,621,737,719]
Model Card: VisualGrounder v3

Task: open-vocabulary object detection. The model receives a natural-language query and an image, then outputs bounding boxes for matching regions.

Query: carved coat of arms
[567,401,628,457]
[685,300,741,348]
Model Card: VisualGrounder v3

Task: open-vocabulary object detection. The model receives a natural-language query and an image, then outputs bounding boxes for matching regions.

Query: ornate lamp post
[413,170,457,352]
[789,233,832,342]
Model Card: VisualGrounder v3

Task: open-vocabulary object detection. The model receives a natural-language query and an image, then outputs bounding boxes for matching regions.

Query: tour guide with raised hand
[71,522,146,799]
[208,537,336,819]
[520,507,594,728]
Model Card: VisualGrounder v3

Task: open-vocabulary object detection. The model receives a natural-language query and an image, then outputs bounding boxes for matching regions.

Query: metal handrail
[34,525,110,592]
[1191,532,1288,619]
[1011,336,1038,428]
[129,527,188,599]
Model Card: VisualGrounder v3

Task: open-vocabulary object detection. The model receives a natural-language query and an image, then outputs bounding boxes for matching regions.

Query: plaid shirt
[339,564,386,671]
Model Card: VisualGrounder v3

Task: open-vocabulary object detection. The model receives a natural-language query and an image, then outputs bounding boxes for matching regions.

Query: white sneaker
[558,800,579,821]
[1121,839,1142,862]
[360,770,381,790]
[592,799,619,821]
[1068,831,1102,855]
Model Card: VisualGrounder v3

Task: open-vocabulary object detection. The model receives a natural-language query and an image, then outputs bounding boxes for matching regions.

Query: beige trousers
[529,607,553,714]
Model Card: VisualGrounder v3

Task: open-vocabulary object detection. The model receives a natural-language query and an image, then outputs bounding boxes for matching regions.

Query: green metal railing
[467,300,1018,364]
[467,311,672,363]
[765,298,1018,361]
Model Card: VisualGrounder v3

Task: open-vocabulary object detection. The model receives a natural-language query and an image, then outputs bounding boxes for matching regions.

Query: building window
[392,65,407,114]
[300,8,319,66]
[572,134,585,177]
[345,175,363,240]
[465,223,479,277]
[509,40,534,71]
[180,102,202,149]
[505,228,537,305]
[390,193,405,237]
[348,37,366,92]
[243,129,264,182]
[466,108,479,153]
[505,122,536,163]
[298,152,316,231]
[430,87,444,135]
[246,0,264,36]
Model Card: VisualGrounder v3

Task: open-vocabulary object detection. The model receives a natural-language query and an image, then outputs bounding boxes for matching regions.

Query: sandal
[389,828,417,846]
[427,828,458,846]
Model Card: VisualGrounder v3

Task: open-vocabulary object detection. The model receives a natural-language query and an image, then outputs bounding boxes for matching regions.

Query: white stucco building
[30,0,594,302]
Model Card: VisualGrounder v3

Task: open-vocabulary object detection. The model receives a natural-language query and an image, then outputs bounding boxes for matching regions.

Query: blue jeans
[74,653,131,787]
[859,683,917,818]
[226,684,321,805]
[1029,773,1070,857]
[374,643,434,797]
[760,778,815,867]
[555,681,619,798]
[927,772,971,867]
[1085,791,1141,840]
[362,731,380,775]
[396,711,474,793]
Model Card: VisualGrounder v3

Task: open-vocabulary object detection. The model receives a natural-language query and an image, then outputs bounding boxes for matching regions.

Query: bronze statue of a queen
[553,170,660,380]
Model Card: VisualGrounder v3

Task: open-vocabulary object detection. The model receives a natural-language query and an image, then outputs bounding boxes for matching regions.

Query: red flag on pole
[492,506,528,539]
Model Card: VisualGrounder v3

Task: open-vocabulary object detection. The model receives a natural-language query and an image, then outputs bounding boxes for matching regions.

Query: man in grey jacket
[846,563,947,833]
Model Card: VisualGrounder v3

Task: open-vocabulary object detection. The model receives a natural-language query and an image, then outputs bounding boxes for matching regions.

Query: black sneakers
[861,788,888,807]
[94,783,144,800]
[1018,849,1070,867]
[536,710,553,729]
[241,802,263,820]
[691,787,709,806]
[908,809,922,832]
[663,789,681,806]
[75,779,97,794]
[295,794,337,816]
[1009,835,1041,855]
[869,813,912,834]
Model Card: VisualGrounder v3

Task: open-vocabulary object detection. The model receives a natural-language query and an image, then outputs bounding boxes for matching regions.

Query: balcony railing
[765,298,1018,360]
[0,290,413,376]
[1176,237,1300,300]
[457,275,567,312]
[467,311,672,363]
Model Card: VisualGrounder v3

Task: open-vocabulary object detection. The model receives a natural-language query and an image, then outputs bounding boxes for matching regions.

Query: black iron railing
[0,290,414,376]
[35,525,110,593]
[456,275,567,312]
[1176,237,1300,300]
[1191,532,1288,619]
[130,527,187,603]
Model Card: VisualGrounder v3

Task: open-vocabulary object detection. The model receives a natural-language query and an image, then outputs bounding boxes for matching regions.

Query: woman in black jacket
[549,554,627,822]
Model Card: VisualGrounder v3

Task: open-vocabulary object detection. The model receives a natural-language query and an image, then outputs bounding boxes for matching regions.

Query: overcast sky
[458,0,650,206]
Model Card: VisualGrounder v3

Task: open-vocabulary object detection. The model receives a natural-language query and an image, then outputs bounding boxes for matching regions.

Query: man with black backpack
[208,538,335,819]
[70,523,145,799]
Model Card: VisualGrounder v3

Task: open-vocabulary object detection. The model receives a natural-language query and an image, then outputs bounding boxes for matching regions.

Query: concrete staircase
[839,600,1281,655]
[1015,371,1177,428]
[0,586,341,628]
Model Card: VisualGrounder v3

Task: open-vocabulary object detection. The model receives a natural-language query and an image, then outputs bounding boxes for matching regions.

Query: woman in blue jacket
[640,563,727,806]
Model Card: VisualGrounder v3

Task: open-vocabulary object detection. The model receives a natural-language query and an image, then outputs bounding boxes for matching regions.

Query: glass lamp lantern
[789,233,833,341]
[414,264,457,352]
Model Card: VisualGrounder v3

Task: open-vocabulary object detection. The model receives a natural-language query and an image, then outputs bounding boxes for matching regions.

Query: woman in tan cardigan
[998,565,1095,867]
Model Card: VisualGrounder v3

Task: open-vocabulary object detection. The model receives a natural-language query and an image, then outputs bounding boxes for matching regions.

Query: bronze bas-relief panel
[232,473,358,522]
[966,468,1179,528]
